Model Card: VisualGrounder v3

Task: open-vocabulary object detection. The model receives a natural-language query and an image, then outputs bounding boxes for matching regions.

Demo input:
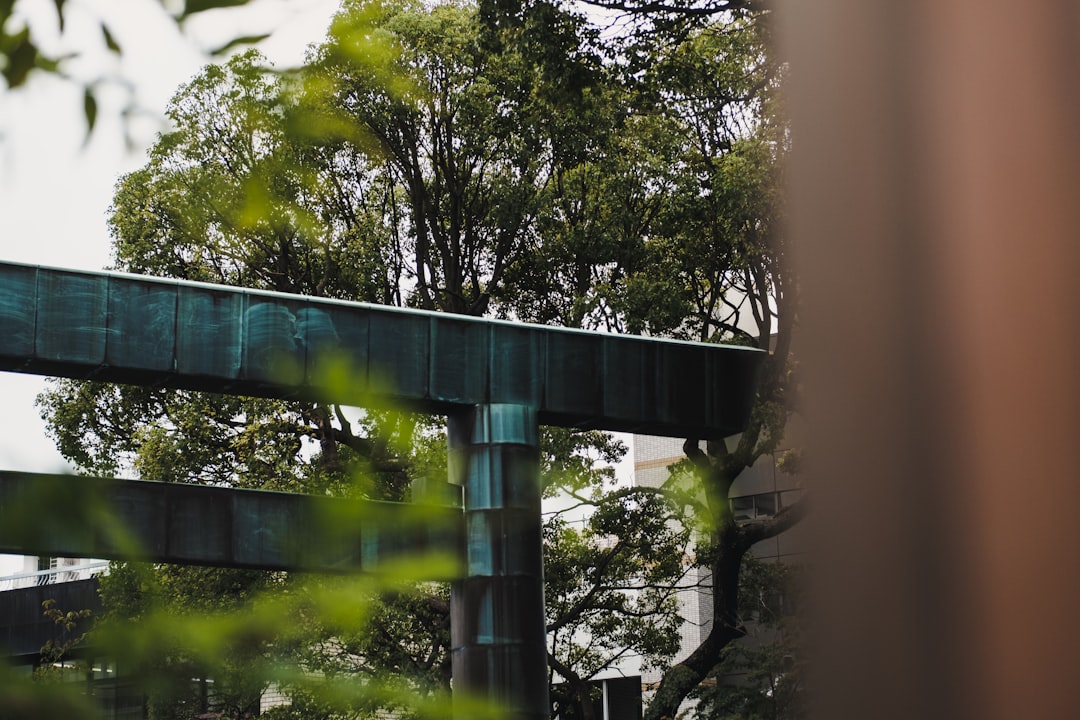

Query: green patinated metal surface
[0,471,463,576]
[0,261,762,439]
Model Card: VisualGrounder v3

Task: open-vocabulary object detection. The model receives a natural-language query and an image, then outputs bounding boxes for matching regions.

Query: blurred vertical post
[782,2,1080,718]
[448,404,549,719]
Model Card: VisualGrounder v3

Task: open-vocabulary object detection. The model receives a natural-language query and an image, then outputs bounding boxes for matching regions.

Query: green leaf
[83,86,98,135]
[207,33,271,56]
[102,23,121,54]
[2,29,37,88]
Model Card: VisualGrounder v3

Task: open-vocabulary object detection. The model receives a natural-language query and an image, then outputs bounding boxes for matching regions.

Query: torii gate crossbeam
[0,261,760,440]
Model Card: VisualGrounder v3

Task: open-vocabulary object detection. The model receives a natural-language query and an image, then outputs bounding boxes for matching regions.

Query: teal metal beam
[0,261,762,439]
[0,471,463,576]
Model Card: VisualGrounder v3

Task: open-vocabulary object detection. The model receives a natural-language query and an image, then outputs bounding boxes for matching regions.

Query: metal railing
[0,560,109,591]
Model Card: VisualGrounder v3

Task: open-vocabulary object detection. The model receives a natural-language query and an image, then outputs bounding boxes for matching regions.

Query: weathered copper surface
[0,261,762,439]
[0,471,462,575]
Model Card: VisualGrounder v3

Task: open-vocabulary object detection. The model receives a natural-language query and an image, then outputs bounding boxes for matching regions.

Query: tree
[617,15,801,720]
[610,14,802,720]
[490,2,803,716]
[301,13,702,712]
[544,487,687,719]
[305,0,614,317]
[96,564,281,720]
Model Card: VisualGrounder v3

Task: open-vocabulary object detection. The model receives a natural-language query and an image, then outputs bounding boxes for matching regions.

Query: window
[35,556,57,586]
[730,493,781,522]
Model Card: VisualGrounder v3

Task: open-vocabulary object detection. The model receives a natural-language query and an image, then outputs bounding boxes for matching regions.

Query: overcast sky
[0,0,341,575]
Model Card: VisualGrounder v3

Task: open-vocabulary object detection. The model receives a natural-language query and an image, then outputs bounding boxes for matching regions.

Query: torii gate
[0,260,761,719]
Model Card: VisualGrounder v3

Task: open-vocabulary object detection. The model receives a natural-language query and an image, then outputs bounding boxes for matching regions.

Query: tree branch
[547,543,628,634]
[580,0,758,18]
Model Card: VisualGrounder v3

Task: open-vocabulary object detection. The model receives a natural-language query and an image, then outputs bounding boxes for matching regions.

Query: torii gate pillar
[448,404,549,720]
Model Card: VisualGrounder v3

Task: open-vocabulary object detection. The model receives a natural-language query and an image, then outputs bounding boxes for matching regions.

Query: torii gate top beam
[0,261,762,439]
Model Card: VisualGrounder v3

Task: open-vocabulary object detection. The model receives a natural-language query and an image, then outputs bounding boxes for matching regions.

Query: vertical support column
[448,404,549,720]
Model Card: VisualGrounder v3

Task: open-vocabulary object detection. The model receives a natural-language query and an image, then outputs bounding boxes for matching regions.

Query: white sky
[0,0,341,575]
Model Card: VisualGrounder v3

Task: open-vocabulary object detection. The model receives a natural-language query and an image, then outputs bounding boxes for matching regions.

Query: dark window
[36,556,56,585]
[732,496,755,522]
[755,493,778,517]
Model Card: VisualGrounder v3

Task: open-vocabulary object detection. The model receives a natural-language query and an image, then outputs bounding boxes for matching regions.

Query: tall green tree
[489,2,802,717]
[306,0,611,317]
[610,14,801,720]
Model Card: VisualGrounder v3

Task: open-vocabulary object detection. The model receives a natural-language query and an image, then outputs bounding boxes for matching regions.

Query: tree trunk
[643,521,748,720]
[549,653,599,720]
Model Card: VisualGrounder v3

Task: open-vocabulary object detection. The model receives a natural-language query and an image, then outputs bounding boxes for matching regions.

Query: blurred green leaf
[101,22,121,54]
[82,86,98,135]
[2,27,36,88]
[0,659,96,718]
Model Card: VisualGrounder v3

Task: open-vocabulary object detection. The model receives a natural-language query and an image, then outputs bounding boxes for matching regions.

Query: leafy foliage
[91,562,492,720]
[0,0,275,136]
[35,598,93,683]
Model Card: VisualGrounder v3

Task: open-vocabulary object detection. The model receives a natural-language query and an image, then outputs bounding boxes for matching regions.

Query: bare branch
[580,0,758,18]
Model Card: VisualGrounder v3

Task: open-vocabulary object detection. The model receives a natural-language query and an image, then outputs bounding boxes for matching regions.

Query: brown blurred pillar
[781,2,1080,719]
